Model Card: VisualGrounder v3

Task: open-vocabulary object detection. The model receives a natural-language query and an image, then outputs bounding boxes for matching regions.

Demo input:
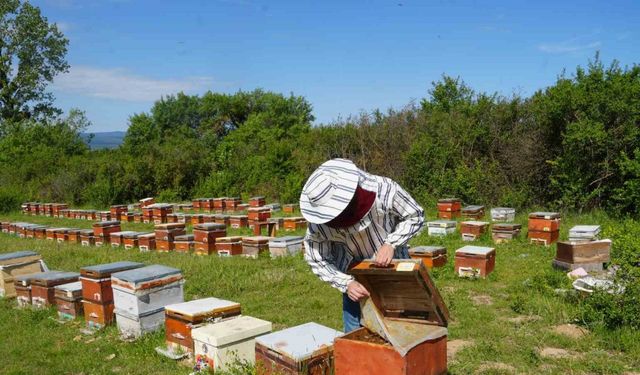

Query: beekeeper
[300,158,425,332]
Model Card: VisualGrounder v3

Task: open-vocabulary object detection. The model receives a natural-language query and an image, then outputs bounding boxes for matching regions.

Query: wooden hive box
[1,221,10,233]
[528,212,561,232]
[174,235,195,253]
[120,212,134,223]
[177,213,192,224]
[110,205,128,217]
[283,204,298,214]
[93,221,122,246]
[110,231,138,248]
[55,281,84,320]
[192,199,203,210]
[83,299,116,329]
[437,198,461,213]
[242,236,272,258]
[0,251,44,298]
[336,259,449,375]
[268,236,304,258]
[154,223,186,241]
[14,272,45,307]
[112,265,184,339]
[229,215,249,229]
[80,261,144,305]
[427,220,457,237]
[461,205,485,220]
[224,197,241,212]
[460,221,490,241]
[54,228,73,243]
[283,217,307,231]
[249,196,266,208]
[553,240,611,272]
[66,229,83,244]
[31,271,80,308]
[122,232,143,250]
[193,315,272,372]
[248,207,271,222]
[215,236,244,257]
[138,233,156,252]
[568,225,601,242]
[141,207,153,223]
[256,322,343,375]
[213,214,231,226]
[454,246,496,278]
[191,214,206,225]
[408,246,447,268]
[140,197,155,207]
[79,229,95,246]
[211,198,225,211]
[491,223,522,243]
[164,297,242,353]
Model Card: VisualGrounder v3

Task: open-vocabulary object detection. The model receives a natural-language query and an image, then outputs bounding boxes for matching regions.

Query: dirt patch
[539,347,582,360]
[506,315,542,324]
[471,294,494,305]
[447,339,474,361]
[553,324,589,339]
[442,286,458,294]
[475,362,516,374]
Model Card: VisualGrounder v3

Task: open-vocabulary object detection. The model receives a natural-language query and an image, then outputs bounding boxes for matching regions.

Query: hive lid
[248,207,269,212]
[93,221,120,227]
[165,297,241,322]
[409,246,446,255]
[427,220,457,228]
[255,322,343,361]
[269,236,304,245]
[217,236,243,243]
[194,223,226,231]
[250,196,265,200]
[229,215,248,219]
[31,271,79,287]
[349,260,449,327]
[492,223,522,231]
[174,234,194,241]
[111,264,181,287]
[66,228,82,234]
[154,223,185,230]
[243,236,272,244]
[226,197,241,201]
[213,214,230,219]
[81,261,144,278]
[438,198,460,203]
[122,232,142,239]
[110,231,137,237]
[491,207,515,212]
[462,205,485,212]
[149,203,173,209]
[79,229,95,235]
[192,315,272,347]
[460,221,490,227]
[569,225,601,234]
[0,251,41,265]
[54,281,82,293]
[14,272,46,286]
[455,246,495,257]
[529,212,561,219]
[137,232,155,239]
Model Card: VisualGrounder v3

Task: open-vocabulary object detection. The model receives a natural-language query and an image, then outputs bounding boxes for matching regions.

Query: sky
[31,0,640,132]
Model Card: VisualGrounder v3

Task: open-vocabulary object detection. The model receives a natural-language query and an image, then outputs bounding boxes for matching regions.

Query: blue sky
[34,0,639,132]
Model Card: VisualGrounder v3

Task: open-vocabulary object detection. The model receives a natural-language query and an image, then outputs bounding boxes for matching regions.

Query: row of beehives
[20,198,300,225]
[0,221,306,259]
[1,252,448,374]
[416,221,611,276]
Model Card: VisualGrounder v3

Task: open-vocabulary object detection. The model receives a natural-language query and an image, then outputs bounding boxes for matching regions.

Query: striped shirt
[303,171,425,293]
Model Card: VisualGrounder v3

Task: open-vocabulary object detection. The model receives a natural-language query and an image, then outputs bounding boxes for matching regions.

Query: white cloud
[54,66,214,102]
[538,41,601,54]
[55,22,72,32]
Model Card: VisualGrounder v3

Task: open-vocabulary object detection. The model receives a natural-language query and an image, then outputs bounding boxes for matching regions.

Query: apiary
[215,236,244,256]
[408,246,447,268]
[192,315,272,372]
[164,297,242,353]
[335,260,449,375]
[0,251,45,298]
[427,220,456,237]
[454,246,496,278]
[268,236,304,257]
[31,271,80,308]
[256,322,343,375]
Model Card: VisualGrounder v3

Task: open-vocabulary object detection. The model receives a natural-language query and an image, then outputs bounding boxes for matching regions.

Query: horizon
[34,0,639,132]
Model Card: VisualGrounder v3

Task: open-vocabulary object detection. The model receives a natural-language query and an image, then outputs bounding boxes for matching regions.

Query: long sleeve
[384,182,425,247]
[304,233,354,293]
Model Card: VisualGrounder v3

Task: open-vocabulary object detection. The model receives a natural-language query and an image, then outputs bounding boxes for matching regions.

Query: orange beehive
[454,246,496,278]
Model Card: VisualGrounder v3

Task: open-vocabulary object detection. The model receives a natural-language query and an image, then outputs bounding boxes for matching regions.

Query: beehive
[55,281,84,320]
[454,246,496,278]
[216,236,244,257]
[0,251,44,298]
[268,236,304,257]
[31,271,80,308]
[427,220,456,237]
[460,221,490,241]
[553,239,611,272]
[408,246,447,268]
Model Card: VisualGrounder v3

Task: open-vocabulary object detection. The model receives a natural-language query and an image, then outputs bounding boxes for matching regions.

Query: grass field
[0,210,639,374]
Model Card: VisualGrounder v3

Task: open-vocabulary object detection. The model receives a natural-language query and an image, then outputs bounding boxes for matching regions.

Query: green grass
[1,210,639,374]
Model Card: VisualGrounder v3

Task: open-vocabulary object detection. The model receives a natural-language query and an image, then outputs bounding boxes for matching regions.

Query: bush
[0,187,25,213]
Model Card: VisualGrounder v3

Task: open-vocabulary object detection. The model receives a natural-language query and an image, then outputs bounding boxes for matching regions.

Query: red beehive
[454,246,496,278]
[229,215,249,229]
[202,198,215,212]
[174,235,195,253]
[283,204,298,214]
[139,197,155,207]
[83,300,115,329]
[408,246,447,269]
[138,233,156,252]
[460,221,490,241]
[92,221,121,246]
[248,207,271,222]
[335,260,449,375]
[224,197,241,212]
[249,196,266,208]
[80,261,144,304]
[55,281,84,320]
[154,223,186,241]
[67,229,82,244]
[193,223,227,243]
[283,217,307,231]
[79,229,95,246]
[216,236,244,256]
[31,271,80,308]
[110,205,128,217]
[528,212,561,246]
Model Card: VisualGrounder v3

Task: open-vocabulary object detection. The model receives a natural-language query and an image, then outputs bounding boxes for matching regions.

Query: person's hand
[374,243,394,266]
[347,280,370,302]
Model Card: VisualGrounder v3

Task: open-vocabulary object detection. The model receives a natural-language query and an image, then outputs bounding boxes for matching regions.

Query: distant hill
[81,131,126,149]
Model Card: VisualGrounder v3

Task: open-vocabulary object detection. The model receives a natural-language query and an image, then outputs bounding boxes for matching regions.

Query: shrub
[0,187,24,213]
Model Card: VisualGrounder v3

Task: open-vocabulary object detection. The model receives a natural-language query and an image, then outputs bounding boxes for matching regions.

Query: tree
[0,0,69,125]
